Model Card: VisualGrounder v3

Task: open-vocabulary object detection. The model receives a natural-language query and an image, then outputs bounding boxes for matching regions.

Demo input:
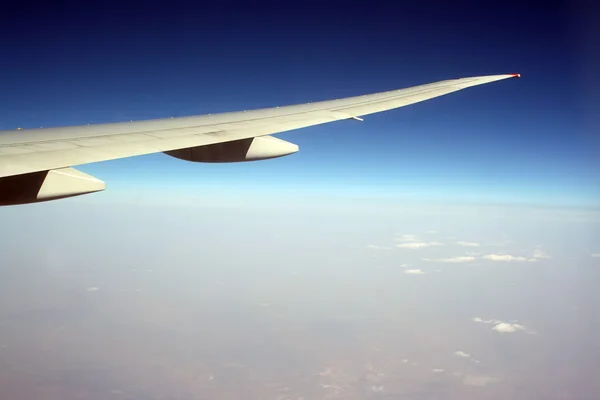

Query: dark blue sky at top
[1,2,598,207]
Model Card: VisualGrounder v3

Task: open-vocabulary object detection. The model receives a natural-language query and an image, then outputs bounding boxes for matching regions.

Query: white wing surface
[0,73,519,205]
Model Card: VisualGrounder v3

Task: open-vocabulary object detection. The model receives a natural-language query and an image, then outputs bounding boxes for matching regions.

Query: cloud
[405,269,426,275]
[482,254,537,262]
[432,369,445,373]
[396,242,444,249]
[453,351,471,358]
[396,234,418,242]
[473,317,529,333]
[463,375,497,387]
[532,249,551,259]
[473,317,500,324]
[423,256,475,263]
[492,323,525,333]
[366,244,391,250]
[457,241,481,247]
[591,254,600,258]
[473,318,504,324]
[86,287,99,292]
[466,251,482,256]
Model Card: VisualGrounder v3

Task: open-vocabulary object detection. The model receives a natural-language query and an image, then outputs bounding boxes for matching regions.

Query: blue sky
[1,3,597,207]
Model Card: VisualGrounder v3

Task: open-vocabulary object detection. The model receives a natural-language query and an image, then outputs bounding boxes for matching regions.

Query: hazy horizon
[1,197,599,399]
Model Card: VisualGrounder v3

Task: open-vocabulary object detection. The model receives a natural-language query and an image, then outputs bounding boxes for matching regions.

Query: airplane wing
[0,73,519,205]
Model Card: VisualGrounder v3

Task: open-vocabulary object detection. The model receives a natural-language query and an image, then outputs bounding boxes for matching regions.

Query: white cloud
[454,351,470,358]
[492,323,525,333]
[397,242,428,249]
[396,234,418,242]
[483,254,526,261]
[405,269,426,275]
[482,254,536,262]
[86,287,99,292]
[472,317,500,324]
[366,244,391,250]
[396,242,444,249]
[457,241,480,247]
[423,256,475,263]
[591,254,600,258]
[432,369,445,373]
[532,249,551,259]
[473,317,528,333]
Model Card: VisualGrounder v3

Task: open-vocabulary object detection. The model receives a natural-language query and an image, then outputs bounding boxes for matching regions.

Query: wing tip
[511,73,521,78]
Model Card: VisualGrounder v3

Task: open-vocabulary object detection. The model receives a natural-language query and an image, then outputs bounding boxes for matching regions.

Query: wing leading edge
[0,73,519,205]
